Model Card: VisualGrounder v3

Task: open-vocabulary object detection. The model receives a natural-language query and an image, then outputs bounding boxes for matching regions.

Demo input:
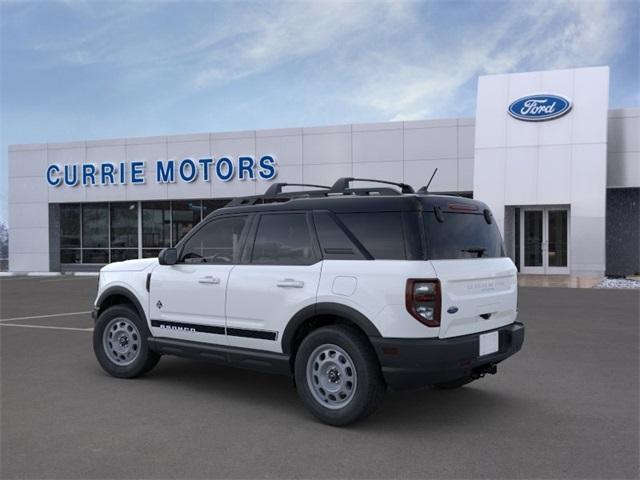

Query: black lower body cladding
[370,322,525,390]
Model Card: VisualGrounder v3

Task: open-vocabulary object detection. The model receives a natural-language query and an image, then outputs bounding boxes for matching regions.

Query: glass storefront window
[82,204,109,249]
[82,249,109,263]
[111,203,138,249]
[172,200,202,245]
[60,204,81,248]
[142,201,170,256]
[59,198,232,264]
[202,199,229,219]
[60,249,81,264]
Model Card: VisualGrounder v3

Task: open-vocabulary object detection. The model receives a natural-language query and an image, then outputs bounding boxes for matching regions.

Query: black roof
[206,177,489,219]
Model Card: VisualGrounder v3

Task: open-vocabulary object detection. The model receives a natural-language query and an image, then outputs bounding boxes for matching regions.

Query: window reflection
[59,198,231,264]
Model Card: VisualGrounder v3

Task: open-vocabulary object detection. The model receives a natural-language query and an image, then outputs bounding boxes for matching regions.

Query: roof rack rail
[264,182,330,196]
[224,177,415,208]
[225,183,333,207]
[331,177,415,194]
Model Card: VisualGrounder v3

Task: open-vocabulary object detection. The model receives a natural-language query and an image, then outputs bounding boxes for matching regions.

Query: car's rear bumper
[370,322,525,390]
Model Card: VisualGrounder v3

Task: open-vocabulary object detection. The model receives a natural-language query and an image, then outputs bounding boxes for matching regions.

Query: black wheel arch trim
[281,302,381,354]
[95,286,147,324]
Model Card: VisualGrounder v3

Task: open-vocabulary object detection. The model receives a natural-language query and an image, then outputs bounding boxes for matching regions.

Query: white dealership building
[7,66,640,276]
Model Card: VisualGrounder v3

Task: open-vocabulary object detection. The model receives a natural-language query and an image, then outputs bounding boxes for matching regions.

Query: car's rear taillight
[405,279,441,327]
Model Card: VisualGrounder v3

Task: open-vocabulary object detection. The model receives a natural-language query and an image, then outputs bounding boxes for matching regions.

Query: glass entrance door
[519,208,569,274]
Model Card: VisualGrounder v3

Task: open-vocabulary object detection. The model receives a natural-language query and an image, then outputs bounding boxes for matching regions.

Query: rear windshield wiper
[461,247,487,258]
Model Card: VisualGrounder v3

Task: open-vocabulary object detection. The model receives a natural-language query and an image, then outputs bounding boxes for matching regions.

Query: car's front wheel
[93,304,160,378]
[294,325,385,426]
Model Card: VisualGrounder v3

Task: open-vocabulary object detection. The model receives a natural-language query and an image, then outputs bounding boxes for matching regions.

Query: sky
[1,0,639,224]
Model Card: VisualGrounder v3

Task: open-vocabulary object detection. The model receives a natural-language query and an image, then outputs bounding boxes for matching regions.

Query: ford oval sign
[508,94,572,121]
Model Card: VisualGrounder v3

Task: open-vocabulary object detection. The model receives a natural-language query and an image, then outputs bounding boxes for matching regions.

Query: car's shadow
[109,355,528,431]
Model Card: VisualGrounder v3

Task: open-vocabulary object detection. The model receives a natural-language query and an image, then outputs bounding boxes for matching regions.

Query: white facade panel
[352,128,403,163]
[537,145,572,204]
[9,253,50,272]
[303,132,351,165]
[572,67,610,145]
[608,152,640,188]
[352,161,403,184]
[504,147,538,205]
[570,143,607,218]
[457,157,474,191]
[8,203,49,229]
[458,126,475,159]
[404,159,457,192]
[302,163,352,187]
[8,148,47,178]
[474,74,508,149]
[256,134,302,166]
[10,176,49,204]
[608,115,640,153]
[404,126,458,160]
[8,227,49,254]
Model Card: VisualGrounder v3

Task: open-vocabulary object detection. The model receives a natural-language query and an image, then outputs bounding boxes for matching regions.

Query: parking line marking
[40,277,97,283]
[0,323,93,332]
[0,311,92,323]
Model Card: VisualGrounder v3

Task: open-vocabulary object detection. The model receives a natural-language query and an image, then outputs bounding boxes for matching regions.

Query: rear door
[149,215,249,344]
[226,212,322,353]
[423,209,518,339]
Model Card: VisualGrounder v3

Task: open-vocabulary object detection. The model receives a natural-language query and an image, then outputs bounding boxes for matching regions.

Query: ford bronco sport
[92,177,524,426]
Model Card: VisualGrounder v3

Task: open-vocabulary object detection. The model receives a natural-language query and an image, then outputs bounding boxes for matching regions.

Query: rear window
[423,212,505,259]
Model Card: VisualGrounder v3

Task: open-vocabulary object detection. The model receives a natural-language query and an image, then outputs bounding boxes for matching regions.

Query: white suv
[92,178,525,425]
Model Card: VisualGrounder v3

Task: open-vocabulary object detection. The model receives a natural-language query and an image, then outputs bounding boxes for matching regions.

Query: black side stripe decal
[226,328,277,341]
[151,320,225,335]
[150,320,277,341]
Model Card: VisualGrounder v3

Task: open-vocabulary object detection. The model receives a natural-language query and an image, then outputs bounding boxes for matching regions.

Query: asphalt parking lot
[1,276,638,479]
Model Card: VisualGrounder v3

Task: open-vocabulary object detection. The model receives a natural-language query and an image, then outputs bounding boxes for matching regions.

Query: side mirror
[158,247,178,265]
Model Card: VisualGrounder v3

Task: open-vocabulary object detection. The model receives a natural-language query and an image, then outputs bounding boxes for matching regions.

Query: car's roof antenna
[418,168,438,193]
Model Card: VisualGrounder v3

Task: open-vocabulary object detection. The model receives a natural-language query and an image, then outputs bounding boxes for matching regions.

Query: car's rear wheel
[294,325,385,426]
[93,304,160,378]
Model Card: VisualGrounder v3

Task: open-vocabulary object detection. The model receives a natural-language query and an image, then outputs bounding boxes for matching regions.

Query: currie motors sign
[508,94,572,122]
[45,155,277,187]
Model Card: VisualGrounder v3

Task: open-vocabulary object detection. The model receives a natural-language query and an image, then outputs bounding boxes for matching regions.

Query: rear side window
[423,212,505,259]
[337,212,405,260]
[251,213,316,265]
[313,212,366,260]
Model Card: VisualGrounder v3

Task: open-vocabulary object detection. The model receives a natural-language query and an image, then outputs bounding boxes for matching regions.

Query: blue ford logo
[508,94,572,121]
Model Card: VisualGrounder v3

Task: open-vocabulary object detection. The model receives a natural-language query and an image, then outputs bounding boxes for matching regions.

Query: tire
[93,304,160,378]
[294,325,385,426]
[434,376,475,390]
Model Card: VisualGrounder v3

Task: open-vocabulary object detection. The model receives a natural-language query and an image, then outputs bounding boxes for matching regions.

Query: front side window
[251,213,315,265]
[180,216,247,264]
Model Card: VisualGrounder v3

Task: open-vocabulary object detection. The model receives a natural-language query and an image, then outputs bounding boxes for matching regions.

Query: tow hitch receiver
[472,363,497,379]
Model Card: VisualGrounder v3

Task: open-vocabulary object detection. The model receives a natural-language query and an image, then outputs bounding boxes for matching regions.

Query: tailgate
[431,258,518,338]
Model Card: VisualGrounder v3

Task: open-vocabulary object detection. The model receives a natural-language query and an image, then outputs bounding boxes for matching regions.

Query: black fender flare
[95,286,147,324]
[281,302,381,354]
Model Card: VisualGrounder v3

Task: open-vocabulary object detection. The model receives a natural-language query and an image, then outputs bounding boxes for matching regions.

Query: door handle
[198,276,220,285]
[276,278,305,288]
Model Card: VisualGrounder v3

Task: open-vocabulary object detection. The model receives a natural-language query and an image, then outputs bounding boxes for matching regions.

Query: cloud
[6,0,633,122]
[349,0,627,120]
